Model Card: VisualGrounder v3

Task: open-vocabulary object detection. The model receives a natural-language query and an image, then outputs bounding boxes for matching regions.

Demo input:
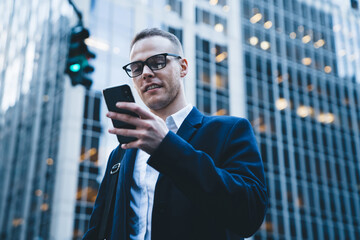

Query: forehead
[130,36,175,61]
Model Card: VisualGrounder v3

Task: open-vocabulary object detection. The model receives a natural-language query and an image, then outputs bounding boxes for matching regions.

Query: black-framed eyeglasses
[122,53,181,78]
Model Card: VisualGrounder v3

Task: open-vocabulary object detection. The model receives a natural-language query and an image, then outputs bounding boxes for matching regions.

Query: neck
[151,93,188,121]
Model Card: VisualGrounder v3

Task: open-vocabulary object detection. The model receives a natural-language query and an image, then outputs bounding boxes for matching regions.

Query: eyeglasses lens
[129,62,142,76]
[147,55,166,70]
[125,54,169,77]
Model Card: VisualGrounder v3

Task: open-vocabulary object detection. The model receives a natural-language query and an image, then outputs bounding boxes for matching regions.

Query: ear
[179,58,188,78]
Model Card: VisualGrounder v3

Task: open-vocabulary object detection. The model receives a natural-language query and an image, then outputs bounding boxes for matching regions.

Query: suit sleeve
[82,148,117,239]
[147,118,268,237]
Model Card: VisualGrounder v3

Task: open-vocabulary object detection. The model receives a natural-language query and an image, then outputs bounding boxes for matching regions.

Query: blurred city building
[0,0,359,240]
[241,0,360,239]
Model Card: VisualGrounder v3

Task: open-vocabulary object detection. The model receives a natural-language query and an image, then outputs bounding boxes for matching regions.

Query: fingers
[115,102,154,119]
[106,111,144,127]
[108,128,143,150]
[106,102,155,127]
[106,102,167,154]
[121,141,138,150]
[108,127,142,139]
[109,128,160,154]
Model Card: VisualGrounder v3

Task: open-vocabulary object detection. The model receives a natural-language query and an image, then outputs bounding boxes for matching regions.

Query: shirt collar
[165,104,193,134]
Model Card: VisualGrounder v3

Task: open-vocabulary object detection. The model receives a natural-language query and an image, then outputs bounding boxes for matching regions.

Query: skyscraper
[241,0,360,239]
[0,1,86,239]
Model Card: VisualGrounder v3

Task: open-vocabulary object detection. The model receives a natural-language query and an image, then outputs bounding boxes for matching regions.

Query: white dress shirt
[129,104,193,240]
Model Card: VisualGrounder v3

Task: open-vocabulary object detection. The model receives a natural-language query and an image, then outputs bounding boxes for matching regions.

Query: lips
[145,84,162,92]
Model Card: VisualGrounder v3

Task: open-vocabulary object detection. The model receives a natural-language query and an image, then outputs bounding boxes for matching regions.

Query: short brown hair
[130,28,183,55]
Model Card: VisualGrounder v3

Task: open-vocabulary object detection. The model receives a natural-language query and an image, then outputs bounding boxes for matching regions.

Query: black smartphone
[103,84,138,144]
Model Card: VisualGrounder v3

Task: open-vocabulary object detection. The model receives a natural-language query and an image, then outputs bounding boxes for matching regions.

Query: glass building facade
[73,91,103,239]
[1,0,360,239]
[195,36,229,115]
[241,0,360,239]
[0,0,75,239]
[0,0,95,239]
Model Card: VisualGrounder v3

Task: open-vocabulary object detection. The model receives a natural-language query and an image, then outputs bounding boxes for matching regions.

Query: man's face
[129,36,186,111]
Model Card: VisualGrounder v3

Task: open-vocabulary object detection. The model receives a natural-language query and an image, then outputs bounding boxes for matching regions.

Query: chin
[146,103,166,111]
[145,99,170,111]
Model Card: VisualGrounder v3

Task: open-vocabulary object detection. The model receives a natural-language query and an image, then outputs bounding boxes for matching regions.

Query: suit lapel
[156,107,203,185]
[112,148,137,240]
[123,148,138,194]
[176,107,203,142]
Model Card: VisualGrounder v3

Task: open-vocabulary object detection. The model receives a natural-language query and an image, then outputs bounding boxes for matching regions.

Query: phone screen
[103,84,138,144]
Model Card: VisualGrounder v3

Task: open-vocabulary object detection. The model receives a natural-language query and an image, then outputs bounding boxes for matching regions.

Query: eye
[130,63,142,73]
[148,55,166,69]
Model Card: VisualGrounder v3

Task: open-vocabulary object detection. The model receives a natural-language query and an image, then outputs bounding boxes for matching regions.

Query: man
[83,28,267,240]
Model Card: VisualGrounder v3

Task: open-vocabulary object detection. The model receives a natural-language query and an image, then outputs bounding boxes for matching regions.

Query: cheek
[171,69,181,86]
[132,80,142,94]
[166,65,180,82]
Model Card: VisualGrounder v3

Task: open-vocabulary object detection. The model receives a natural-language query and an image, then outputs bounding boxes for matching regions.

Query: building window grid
[335,17,360,82]
[243,0,360,239]
[73,91,102,239]
[195,35,229,115]
[20,21,68,238]
[244,5,338,75]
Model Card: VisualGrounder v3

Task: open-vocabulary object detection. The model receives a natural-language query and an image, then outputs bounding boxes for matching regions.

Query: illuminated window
[260,41,271,50]
[302,57,312,66]
[297,106,314,118]
[276,98,289,110]
[249,36,259,46]
[214,23,224,32]
[324,66,332,73]
[264,21,273,29]
[302,35,311,44]
[289,32,296,39]
[314,39,325,48]
[317,113,335,124]
[250,13,262,24]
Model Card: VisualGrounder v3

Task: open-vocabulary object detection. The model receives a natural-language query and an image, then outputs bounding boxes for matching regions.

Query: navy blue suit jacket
[83,107,268,240]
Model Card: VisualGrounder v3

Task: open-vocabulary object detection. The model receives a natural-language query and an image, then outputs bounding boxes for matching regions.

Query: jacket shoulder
[202,114,251,128]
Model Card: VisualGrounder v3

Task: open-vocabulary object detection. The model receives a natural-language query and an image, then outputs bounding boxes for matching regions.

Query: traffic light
[65,25,96,89]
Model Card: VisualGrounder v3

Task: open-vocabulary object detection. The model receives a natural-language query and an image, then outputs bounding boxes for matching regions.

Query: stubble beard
[143,81,181,112]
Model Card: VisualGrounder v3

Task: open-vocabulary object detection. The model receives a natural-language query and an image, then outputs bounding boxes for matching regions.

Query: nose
[142,64,154,79]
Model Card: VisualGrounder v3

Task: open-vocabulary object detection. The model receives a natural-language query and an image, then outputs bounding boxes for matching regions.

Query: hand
[106,102,169,155]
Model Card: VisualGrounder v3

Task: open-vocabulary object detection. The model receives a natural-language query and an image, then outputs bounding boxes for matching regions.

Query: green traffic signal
[69,63,81,72]
[65,25,96,89]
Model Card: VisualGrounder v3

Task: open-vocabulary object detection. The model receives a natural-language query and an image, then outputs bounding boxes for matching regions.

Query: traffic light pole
[65,0,96,89]
[67,0,83,25]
